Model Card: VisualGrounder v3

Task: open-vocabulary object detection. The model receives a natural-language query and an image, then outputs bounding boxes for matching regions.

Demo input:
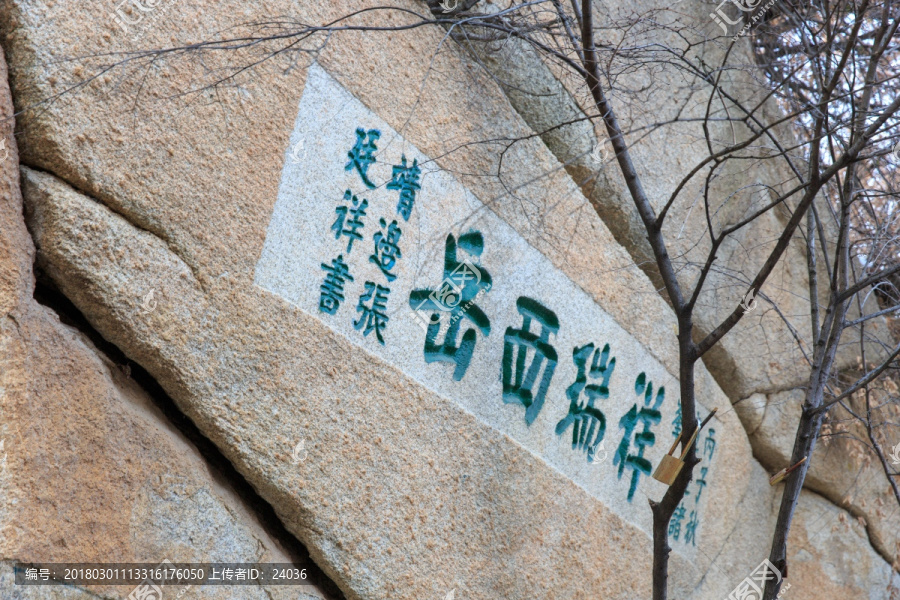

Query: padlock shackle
[665,432,684,457]
[664,407,718,461]
[678,426,702,461]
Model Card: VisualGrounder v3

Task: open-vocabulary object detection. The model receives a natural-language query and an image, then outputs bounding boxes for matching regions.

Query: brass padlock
[652,407,717,485]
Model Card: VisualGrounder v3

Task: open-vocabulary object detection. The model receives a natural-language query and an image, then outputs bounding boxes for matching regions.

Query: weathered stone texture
[786,491,900,599]
[0,0,897,598]
[738,388,900,567]
[0,44,326,600]
[690,463,900,600]
[22,161,709,599]
[472,0,891,403]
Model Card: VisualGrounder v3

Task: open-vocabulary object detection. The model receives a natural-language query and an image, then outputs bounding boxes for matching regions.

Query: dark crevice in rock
[20,161,209,295]
[32,272,346,600]
[740,421,898,568]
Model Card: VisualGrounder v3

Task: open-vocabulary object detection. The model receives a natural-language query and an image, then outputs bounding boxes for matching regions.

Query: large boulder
[2,0,756,593]
[465,0,891,403]
[691,463,900,600]
[785,490,900,599]
[0,44,329,600]
[738,388,900,567]
[0,0,896,598]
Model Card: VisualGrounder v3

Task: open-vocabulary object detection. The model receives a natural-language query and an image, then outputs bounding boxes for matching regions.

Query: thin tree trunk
[762,391,825,599]
[650,321,699,600]
[764,195,853,599]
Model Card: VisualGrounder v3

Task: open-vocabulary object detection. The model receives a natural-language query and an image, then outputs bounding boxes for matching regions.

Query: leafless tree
[19,1,900,599]
[750,2,900,595]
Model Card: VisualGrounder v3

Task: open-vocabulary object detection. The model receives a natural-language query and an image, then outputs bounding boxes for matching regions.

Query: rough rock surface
[3,0,753,589]
[786,490,900,599]
[738,388,900,566]
[0,0,897,598]
[467,0,891,403]
[462,2,659,288]
[463,0,900,572]
[21,160,739,600]
[690,463,900,600]
[0,45,327,600]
